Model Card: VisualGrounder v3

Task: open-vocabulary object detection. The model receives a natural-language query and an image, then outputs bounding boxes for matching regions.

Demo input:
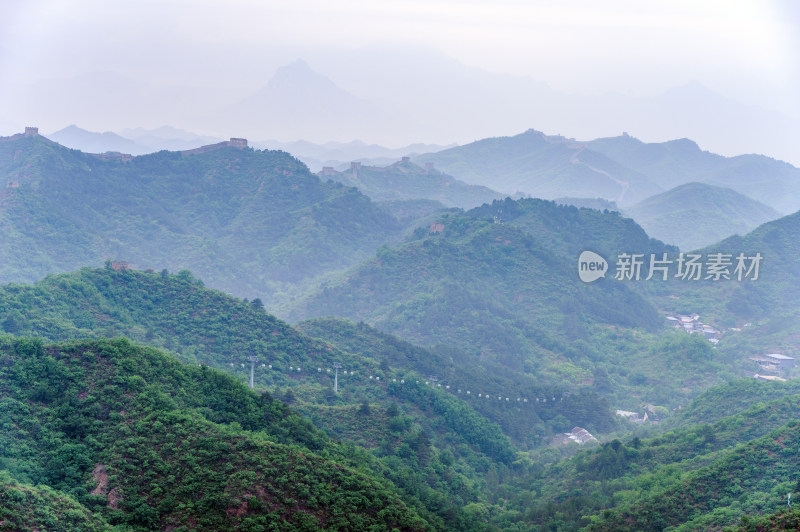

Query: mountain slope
[0,131,401,303]
[413,129,663,205]
[259,138,454,172]
[320,158,504,209]
[0,474,109,531]
[515,379,800,531]
[48,124,147,155]
[297,317,614,444]
[588,134,800,213]
[643,208,800,333]
[223,60,404,143]
[625,182,781,250]
[288,199,750,411]
[467,197,672,260]
[0,266,612,449]
[288,199,670,378]
[0,336,433,530]
[414,129,800,213]
[585,420,800,531]
[0,266,551,527]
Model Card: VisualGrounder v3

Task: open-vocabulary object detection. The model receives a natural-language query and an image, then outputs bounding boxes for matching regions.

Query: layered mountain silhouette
[414,129,800,215]
[318,157,504,209]
[625,182,781,250]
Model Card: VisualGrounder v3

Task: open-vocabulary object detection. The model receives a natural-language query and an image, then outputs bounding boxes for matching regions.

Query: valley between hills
[2,128,800,530]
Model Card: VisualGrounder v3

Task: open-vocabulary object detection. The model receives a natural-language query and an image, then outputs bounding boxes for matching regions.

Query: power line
[233,360,572,409]
[246,355,259,389]
[333,362,342,393]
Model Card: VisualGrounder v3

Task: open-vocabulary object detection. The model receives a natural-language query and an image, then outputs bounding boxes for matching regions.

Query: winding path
[569,146,630,204]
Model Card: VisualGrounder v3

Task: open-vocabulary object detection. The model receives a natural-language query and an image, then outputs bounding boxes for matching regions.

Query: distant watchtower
[229,137,248,149]
[110,261,129,272]
[401,156,410,163]
[350,162,361,176]
[24,127,38,137]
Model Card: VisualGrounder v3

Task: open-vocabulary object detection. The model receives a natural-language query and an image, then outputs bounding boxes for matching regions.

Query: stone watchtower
[229,138,248,149]
[110,261,129,272]
[24,127,39,137]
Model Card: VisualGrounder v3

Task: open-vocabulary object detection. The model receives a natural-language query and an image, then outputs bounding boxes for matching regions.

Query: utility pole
[247,355,259,389]
[333,362,342,393]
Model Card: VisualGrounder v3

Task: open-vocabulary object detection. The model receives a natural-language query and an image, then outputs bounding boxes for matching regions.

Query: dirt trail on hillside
[569,146,629,204]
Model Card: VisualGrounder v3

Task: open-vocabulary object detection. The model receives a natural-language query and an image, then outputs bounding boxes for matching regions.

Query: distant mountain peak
[47,125,145,154]
[663,137,702,151]
[268,59,337,91]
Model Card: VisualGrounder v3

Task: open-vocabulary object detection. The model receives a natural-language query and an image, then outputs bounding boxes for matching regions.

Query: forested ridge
[2,134,800,530]
[0,133,400,303]
[0,337,434,530]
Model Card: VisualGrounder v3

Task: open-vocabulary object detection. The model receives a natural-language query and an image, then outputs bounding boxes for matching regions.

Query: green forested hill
[0,133,400,304]
[10,265,740,530]
[0,336,434,530]
[289,199,669,379]
[497,378,800,531]
[288,199,747,413]
[5,132,800,531]
[732,508,800,531]
[297,317,615,445]
[0,266,336,371]
[625,182,781,251]
[640,208,800,360]
[618,208,800,396]
[0,266,618,456]
[0,267,550,527]
[585,420,800,531]
[466,197,673,260]
[0,265,523,441]
[0,473,109,531]
[667,379,800,427]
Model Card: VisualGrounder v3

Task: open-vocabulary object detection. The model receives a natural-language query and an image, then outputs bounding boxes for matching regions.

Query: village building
[766,353,795,369]
[749,353,795,375]
[665,313,720,340]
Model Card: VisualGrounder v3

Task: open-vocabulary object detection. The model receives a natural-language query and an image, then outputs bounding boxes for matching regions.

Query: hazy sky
[2,0,799,154]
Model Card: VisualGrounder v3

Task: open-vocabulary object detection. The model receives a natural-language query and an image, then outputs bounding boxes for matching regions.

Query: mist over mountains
[6,48,798,166]
[5,2,800,527]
